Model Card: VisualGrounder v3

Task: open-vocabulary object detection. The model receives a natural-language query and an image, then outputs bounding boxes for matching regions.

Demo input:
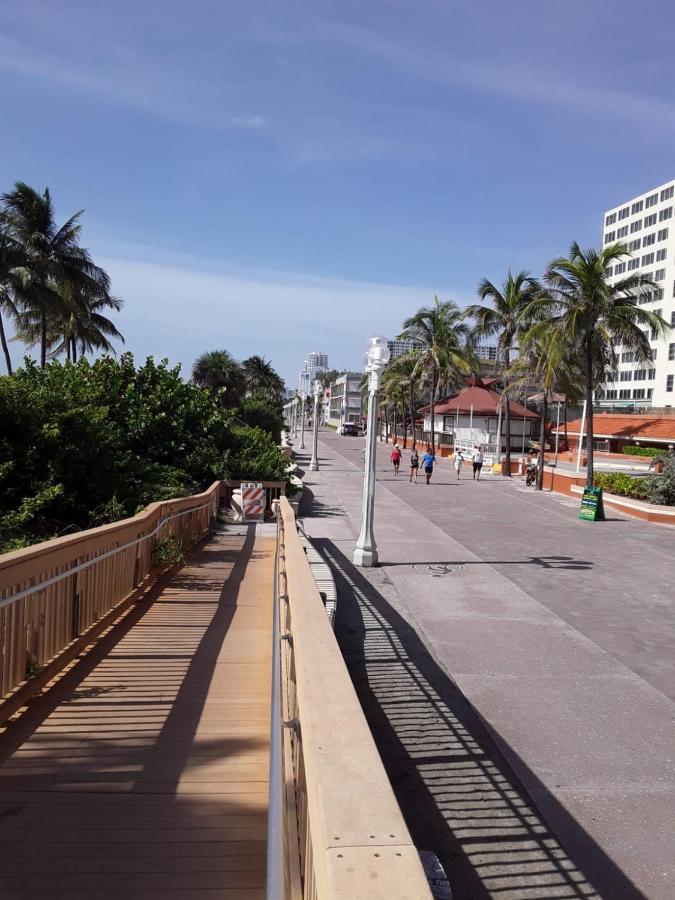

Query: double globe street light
[353,335,390,567]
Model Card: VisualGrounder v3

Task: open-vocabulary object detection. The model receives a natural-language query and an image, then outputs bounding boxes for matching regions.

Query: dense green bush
[621,445,665,457]
[0,355,289,551]
[642,457,675,506]
[238,395,284,443]
[593,472,649,500]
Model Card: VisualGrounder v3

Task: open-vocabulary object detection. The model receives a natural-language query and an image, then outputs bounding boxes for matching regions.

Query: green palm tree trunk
[0,313,12,375]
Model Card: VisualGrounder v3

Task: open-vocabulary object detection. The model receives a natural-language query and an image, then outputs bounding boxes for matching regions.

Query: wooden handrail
[275,497,431,898]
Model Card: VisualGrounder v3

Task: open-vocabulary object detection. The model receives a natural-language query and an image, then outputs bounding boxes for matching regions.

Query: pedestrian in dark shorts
[409,448,419,482]
[471,445,484,480]
[421,445,436,485]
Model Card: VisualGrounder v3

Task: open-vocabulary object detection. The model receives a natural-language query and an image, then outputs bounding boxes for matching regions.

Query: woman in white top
[453,450,464,480]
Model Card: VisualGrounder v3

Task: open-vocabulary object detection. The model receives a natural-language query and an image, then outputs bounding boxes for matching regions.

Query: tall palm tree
[0,228,19,374]
[192,349,246,407]
[383,350,423,448]
[1,182,109,368]
[399,296,476,451]
[528,242,669,486]
[464,270,540,475]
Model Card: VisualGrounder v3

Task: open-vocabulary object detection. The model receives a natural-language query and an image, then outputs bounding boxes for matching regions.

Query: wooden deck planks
[0,532,274,899]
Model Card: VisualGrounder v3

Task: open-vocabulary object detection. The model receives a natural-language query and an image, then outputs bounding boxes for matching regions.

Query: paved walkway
[300,430,675,900]
[0,529,274,899]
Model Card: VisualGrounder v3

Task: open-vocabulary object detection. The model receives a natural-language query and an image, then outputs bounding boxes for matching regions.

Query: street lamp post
[299,392,306,450]
[309,380,321,471]
[354,336,391,567]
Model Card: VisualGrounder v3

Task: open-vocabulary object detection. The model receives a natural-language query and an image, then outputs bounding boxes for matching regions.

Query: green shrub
[621,446,665,457]
[593,472,649,500]
[152,533,186,567]
[642,457,675,506]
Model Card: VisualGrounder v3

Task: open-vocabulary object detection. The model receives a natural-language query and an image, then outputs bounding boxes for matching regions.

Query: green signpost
[579,486,605,521]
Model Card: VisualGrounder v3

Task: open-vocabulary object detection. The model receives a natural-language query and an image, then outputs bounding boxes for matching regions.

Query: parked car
[340,423,359,436]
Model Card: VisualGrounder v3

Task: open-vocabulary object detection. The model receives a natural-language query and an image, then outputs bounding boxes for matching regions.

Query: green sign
[579,486,605,521]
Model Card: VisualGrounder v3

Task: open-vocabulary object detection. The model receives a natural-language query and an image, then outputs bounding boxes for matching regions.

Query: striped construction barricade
[241,482,265,522]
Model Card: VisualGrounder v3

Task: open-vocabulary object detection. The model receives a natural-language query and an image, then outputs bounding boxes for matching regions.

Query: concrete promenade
[300,430,675,900]
[0,530,274,899]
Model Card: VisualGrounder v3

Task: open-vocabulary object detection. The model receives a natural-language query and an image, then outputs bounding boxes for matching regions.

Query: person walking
[422,445,436,485]
[391,444,402,476]
[409,448,419,482]
[454,449,464,480]
[472,444,484,480]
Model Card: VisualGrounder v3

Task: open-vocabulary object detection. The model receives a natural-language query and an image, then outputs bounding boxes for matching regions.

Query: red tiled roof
[556,414,675,443]
[425,380,538,419]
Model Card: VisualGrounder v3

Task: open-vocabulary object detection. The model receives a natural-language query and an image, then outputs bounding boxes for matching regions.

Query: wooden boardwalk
[0,530,274,899]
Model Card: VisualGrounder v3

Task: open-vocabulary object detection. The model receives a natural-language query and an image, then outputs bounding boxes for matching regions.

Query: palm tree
[464,270,540,476]
[383,350,423,448]
[242,355,284,401]
[0,228,19,374]
[399,296,476,451]
[1,182,109,368]
[528,242,669,486]
[192,349,246,407]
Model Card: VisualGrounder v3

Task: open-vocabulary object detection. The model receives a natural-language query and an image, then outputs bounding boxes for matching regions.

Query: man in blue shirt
[421,446,436,485]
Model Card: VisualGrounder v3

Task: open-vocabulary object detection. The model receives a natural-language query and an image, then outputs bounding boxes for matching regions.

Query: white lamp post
[299,391,306,450]
[292,398,298,438]
[309,380,321,471]
[354,336,391,567]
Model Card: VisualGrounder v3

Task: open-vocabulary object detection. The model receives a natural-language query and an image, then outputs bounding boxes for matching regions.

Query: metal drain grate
[410,563,466,577]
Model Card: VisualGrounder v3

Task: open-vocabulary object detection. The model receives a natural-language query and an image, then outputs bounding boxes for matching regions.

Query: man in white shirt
[471,445,484,481]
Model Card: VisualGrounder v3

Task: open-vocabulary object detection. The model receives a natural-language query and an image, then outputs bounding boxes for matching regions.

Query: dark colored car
[340,423,359,436]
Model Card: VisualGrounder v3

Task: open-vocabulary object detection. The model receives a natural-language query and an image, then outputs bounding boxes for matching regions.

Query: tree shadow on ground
[316,539,645,900]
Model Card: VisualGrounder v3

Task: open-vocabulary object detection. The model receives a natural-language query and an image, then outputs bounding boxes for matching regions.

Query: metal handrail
[0,500,215,610]
[266,508,285,899]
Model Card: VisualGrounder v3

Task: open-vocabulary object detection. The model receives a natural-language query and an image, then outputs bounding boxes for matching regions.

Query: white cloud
[230,114,267,129]
[95,253,468,385]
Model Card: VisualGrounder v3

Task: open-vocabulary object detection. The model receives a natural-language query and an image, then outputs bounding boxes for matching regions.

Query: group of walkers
[391,443,484,484]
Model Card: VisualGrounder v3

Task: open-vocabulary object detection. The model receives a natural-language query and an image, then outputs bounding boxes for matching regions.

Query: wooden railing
[0,482,223,714]
[271,497,431,899]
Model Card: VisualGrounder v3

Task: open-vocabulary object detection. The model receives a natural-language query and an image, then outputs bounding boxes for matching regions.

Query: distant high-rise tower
[386,337,424,359]
[298,351,329,395]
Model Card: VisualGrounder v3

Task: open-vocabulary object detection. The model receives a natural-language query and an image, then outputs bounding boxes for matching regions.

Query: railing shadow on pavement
[314,539,646,900]
[383,555,594,572]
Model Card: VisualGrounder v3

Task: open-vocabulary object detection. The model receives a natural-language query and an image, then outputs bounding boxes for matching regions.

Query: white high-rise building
[298,351,329,395]
[386,337,424,359]
[601,180,675,408]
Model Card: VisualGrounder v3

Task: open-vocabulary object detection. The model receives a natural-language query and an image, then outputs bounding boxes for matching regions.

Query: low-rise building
[327,372,362,427]
[422,378,538,458]
[554,413,675,453]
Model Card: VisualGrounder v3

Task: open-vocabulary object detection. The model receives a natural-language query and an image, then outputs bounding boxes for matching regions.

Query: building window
[629,238,641,252]
[621,351,635,363]
[659,207,672,221]
[669,343,675,361]
[634,369,647,380]
[647,388,654,399]
[604,231,615,244]
[656,248,667,261]
[606,389,617,399]
[645,213,657,227]
[615,262,626,274]
[605,212,617,226]
[630,220,642,233]
[671,311,675,326]
[667,375,674,393]
[649,369,656,379]
[619,389,631,399]
[604,266,613,277]
[633,389,645,399]
[619,370,633,381]
[631,200,644,214]
[641,252,654,266]
[658,227,669,241]
[627,258,640,271]
[618,206,630,220]
[617,225,629,238]
[643,233,655,247]
[661,186,674,201]
[655,269,666,281]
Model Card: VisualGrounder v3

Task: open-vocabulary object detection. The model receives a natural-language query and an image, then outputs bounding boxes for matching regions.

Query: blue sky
[2,0,675,384]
